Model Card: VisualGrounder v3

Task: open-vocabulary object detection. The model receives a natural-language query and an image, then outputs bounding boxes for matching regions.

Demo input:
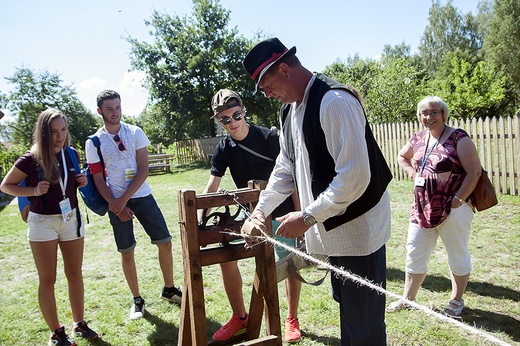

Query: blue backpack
[74,136,109,216]
[17,163,42,222]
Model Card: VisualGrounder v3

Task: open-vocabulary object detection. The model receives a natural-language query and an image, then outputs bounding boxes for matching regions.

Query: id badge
[59,198,73,223]
[125,168,136,187]
[415,176,426,187]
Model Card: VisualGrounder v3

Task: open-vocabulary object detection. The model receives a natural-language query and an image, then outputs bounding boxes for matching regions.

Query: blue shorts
[108,194,171,253]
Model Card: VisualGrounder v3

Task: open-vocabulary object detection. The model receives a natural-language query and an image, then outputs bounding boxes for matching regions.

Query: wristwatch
[302,211,317,227]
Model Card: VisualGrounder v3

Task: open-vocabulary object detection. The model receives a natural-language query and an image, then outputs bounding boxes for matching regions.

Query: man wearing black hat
[200,89,303,343]
[243,38,393,345]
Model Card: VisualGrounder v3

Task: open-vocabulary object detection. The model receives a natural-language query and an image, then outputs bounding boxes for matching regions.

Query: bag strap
[36,163,43,181]
[87,135,106,180]
[24,162,43,186]
[36,162,46,212]
[88,135,105,167]
[282,239,329,286]
[286,255,329,286]
[66,147,81,172]
[65,147,82,237]
[236,143,274,162]
[82,136,106,224]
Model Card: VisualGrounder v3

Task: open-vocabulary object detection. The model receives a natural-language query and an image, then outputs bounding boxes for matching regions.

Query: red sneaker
[212,314,248,343]
[284,316,301,343]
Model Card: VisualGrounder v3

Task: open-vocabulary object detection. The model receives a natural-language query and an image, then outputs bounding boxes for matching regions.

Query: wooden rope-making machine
[177,180,282,345]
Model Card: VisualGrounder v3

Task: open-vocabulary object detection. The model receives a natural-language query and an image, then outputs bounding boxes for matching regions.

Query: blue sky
[0,0,480,118]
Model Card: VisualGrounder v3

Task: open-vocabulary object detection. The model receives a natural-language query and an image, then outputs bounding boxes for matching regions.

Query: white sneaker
[129,297,145,320]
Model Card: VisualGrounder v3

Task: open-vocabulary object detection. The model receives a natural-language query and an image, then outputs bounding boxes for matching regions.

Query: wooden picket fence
[4,117,515,195]
[373,115,520,196]
[174,137,223,165]
[176,115,519,196]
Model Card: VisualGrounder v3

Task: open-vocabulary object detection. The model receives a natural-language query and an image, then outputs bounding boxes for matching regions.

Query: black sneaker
[73,321,99,339]
[129,297,145,320]
[160,286,182,305]
[48,326,76,346]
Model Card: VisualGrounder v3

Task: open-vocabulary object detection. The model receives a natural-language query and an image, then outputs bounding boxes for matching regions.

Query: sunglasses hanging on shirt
[113,134,126,151]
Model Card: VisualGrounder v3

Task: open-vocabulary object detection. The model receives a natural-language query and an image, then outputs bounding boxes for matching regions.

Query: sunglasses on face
[113,134,126,151]
[217,112,243,125]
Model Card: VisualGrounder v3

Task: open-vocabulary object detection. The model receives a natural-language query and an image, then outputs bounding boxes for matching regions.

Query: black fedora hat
[243,37,296,89]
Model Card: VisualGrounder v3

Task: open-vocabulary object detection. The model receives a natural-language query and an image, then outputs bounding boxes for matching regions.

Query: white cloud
[77,71,149,116]
[77,77,108,114]
[119,71,146,90]
[79,76,107,90]
[117,71,148,116]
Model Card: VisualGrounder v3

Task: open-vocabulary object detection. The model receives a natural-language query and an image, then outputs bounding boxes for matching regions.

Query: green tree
[324,56,379,103]
[135,102,171,147]
[474,0,493,39]
[382,42,411,60]
[364,57,428,123]
[430,50,507,118]
[0,91,6,110]
[324,51,428,123]
[0,90,11,141]
[419,0,482,75]
[127,0,279,144]
[3,68,100,150]
[483,0,520,112]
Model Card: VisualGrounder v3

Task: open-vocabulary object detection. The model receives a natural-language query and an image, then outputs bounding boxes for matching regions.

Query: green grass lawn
[0,162,518,345]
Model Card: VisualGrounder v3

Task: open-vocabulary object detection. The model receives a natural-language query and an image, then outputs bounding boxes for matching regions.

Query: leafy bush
[0,144,28,178]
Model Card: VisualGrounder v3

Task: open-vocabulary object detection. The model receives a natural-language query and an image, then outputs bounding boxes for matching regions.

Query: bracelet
[33,188,38,197]
[454,195,464,203]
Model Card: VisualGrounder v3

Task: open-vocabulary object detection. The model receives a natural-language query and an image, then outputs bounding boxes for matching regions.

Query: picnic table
[148,154,174,173]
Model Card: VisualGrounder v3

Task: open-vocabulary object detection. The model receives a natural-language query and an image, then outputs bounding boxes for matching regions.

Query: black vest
[282,74,392,231]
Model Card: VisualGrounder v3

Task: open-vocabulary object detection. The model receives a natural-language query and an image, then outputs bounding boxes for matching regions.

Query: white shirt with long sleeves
[256,75,391,256]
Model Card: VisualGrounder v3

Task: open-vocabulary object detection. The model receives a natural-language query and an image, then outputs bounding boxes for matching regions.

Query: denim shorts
[108,194,171,253]
[27,209,84,242]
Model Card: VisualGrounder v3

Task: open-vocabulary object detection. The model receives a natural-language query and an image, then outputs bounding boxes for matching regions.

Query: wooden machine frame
[177,180,281,345]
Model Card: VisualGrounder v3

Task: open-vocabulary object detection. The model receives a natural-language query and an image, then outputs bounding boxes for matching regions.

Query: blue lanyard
[420,125,446,175]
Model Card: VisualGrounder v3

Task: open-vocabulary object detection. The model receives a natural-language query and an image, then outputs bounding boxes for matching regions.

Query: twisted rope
[227,229,511,346]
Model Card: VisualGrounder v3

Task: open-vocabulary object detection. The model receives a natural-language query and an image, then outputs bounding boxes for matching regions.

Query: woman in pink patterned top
[386,96,481,317]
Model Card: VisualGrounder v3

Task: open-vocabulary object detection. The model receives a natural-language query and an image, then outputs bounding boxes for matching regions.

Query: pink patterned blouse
[409,128,468,228]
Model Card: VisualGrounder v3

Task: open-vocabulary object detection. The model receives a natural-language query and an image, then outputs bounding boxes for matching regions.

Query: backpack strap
[65,147,82,237]
[82,135,106,224]
[28,162,44,192]
[66,147,81,173]
[18,158,45,221]
[88,135,105,174]
[35,162,45,212]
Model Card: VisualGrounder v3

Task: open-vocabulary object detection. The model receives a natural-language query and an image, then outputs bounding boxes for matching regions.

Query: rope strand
[223,228,511,346]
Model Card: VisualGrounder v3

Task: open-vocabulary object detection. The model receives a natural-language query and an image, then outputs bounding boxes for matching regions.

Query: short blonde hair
[417,96,449,122]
